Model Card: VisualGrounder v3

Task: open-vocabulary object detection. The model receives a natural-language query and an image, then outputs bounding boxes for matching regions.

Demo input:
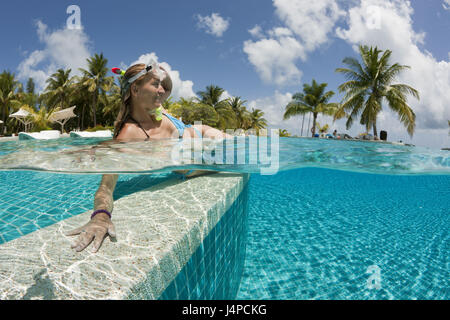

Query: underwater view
[0,137,448,299]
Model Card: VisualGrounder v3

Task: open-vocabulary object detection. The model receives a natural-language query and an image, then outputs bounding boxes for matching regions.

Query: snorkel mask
[112,60,167,121]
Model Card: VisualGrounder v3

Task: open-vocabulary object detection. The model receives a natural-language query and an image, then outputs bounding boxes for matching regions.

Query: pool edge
[0,172,249,300]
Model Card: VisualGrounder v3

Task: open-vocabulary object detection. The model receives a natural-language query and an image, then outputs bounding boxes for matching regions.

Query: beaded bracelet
[91,209,112,219]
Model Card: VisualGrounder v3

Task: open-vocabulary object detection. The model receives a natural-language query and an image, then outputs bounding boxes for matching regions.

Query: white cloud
[243,37,306,86]
[267,27,293,38]
[336,0,450,136]
[248,25,264,39]
[248,91,296,132]
[443,0,450,10]
[17,21,91,92]
[131,53,196,100]
[195,13,230,37]
[273,0,345,50]
[243,0,345,86]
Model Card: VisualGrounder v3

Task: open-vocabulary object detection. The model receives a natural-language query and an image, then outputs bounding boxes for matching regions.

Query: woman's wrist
[91,209,111,220]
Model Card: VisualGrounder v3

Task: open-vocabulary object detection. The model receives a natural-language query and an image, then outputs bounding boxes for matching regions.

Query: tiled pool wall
[157,181,249,300]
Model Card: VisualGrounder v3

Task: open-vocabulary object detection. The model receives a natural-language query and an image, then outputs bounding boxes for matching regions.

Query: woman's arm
[66,174,119,253]
[94,174,119,213]
[195,125,234,139]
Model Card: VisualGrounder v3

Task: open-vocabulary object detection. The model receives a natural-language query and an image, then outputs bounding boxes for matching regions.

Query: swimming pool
[237,168,449,300]
[0,137,448,299]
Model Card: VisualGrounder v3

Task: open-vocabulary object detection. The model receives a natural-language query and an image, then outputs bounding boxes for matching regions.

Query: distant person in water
[66,61,232,253]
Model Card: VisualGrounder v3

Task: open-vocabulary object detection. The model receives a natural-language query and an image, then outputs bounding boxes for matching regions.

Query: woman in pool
[66,61,231,253]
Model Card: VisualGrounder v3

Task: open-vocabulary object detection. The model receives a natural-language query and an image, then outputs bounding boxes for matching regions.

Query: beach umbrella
[9,108,34,132]
[48,106,77,134]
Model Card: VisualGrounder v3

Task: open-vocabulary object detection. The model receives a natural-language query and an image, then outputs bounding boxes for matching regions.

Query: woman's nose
[157,84,165,94]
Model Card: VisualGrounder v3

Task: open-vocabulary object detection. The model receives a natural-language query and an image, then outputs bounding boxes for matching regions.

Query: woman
[66,61,231,253]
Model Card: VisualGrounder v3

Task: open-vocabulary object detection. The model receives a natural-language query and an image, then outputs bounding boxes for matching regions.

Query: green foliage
[167,98,219,127]
[0,71,22,130]
[197,85,237,130]
[248,108,267,133]
[227,96,251,129]
[42,69,75,111]
[284,79,338,137]
[26,78,35,95]
[79,53,114,127]
[279,129,291,137]
[335,45,419,137]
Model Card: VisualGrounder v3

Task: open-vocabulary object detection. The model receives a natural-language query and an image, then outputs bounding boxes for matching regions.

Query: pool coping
[0,172,249,300]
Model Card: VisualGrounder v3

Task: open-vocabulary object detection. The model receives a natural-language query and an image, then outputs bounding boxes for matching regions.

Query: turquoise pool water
[1,137,449,175]
[0,137,448,299]
[237,168,449,300]
[0,171,174,243]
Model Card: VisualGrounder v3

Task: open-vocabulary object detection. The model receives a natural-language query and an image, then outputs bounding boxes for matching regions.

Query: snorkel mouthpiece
[154,107,163,121]
[112,67,126,76]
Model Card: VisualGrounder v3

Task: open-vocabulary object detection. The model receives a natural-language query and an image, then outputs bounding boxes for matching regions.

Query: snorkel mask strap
[112,60,166,94]
[127,62,154,84]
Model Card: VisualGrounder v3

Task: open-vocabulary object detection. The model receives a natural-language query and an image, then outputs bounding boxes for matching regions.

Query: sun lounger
[18,130,61,140]
[69,130,112,138]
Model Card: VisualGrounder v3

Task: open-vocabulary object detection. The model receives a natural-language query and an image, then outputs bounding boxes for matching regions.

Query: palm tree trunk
[312,113,318,137]
[373,121,378,138]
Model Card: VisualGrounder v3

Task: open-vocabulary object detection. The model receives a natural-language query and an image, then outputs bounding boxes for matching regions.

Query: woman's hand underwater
[65,213,116,253]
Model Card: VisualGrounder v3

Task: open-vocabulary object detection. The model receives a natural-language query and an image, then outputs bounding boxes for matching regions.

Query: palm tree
[102,83,122,126]
[335,45,419,137]
[197,85,236,130]
[248,108,267,133]
[279,129,291,137]
[227,96,251,129]
[79,53,114,127]
[0,71,22,133]
[42,69,75,111]
[23,78,38,109]
[70,77,91,130]
[284,79,339,137]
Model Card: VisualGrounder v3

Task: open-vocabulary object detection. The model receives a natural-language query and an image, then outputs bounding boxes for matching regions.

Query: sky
[0,0,449,149]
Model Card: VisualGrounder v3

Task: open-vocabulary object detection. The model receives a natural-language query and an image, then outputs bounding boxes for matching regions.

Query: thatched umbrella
[48,106,77,134]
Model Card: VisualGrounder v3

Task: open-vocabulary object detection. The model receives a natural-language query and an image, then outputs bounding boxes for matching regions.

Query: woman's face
[133,74,165,111]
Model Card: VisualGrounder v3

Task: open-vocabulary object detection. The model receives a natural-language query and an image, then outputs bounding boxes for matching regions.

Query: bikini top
[122,113,202,140]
